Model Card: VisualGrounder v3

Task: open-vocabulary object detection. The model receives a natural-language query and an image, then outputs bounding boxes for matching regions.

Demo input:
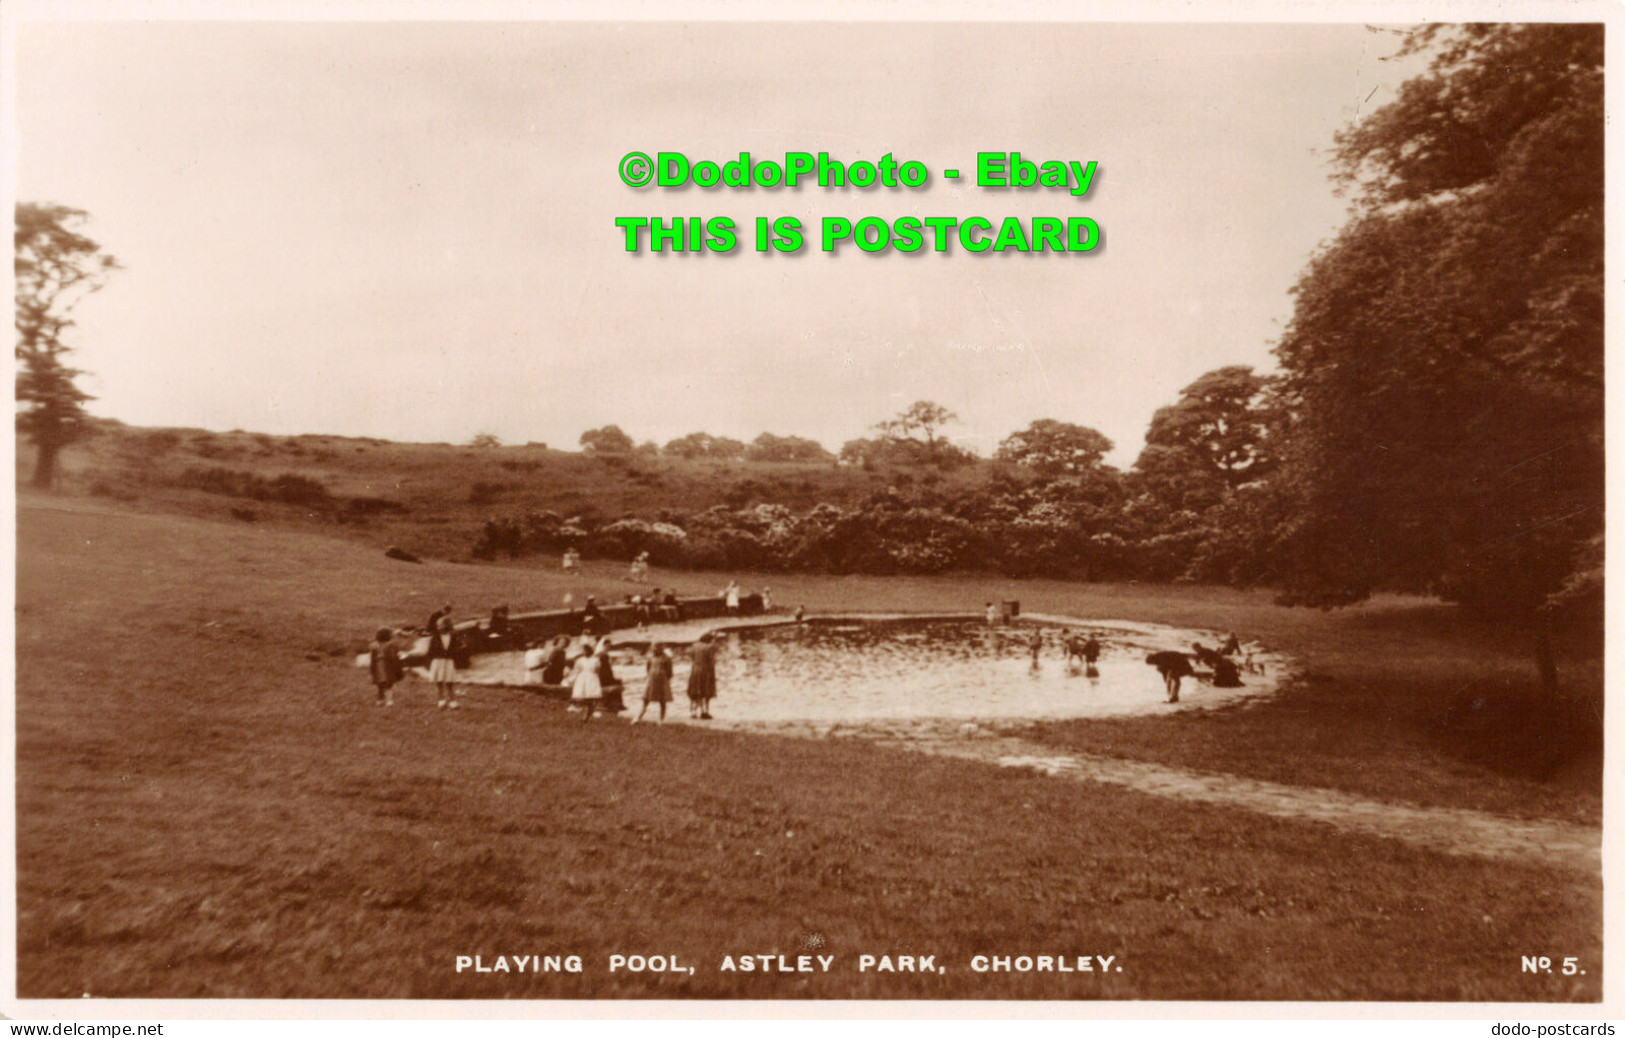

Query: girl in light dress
[427,618,460,709]
[568,637,603,721]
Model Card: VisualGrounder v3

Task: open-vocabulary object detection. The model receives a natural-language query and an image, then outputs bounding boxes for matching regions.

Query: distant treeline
[474,367,1283,585]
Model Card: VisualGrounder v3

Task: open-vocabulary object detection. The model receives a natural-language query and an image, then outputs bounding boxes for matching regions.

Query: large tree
[578,424,635,453]
[870,400,972,467]
[1271,25,1602,686]
[16,203,119,488]
[996,419,1114,476]
[1132,366,1278,513]
[746,432,833,464]
[663,431,746,461]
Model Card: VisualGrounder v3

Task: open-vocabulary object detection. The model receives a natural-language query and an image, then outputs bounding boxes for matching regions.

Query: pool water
[701,620,1283,721]
[436,618,1288,722]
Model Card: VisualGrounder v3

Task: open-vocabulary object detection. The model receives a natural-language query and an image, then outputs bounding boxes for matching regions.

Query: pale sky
[15,19,1424,467]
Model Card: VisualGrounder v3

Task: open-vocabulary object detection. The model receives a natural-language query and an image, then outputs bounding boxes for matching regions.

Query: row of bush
[151,458,1277,584]
[469,477,1271,584]
[174,467,408,518]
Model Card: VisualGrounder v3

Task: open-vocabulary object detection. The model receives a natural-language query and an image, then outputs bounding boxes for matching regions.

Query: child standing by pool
[368,627,403,706]
[686,632,718,720]
[633,643,673,724]
[540,636,570,685]
[568,643,603,721]
[427,618,459,709]
[596,637,625,713]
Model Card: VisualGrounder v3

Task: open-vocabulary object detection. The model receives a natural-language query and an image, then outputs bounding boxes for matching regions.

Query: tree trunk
[30,441,60,489]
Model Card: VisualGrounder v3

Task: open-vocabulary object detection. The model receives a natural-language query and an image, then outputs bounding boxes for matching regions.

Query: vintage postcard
[3,0,1615,1023]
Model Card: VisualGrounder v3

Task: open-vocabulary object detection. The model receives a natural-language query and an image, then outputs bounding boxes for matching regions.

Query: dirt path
[725,718,1600,874]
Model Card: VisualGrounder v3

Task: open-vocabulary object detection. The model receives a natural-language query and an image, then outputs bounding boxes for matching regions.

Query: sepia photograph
[5,0,1611,1014]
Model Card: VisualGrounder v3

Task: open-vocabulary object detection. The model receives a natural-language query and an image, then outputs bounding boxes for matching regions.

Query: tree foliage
[1271,24,1603,620]
[16,203,120,488]
[838,436,882,468]
[995,419,1114,476]
[861,400,974,468]
[746,432,833,464]
[662,431,746,461]
[1132,366,1279,513]
[579,424,635,453]
[876,400,955,448]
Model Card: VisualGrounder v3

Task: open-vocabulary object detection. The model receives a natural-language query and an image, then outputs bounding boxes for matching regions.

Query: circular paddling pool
[440,617,1290,722]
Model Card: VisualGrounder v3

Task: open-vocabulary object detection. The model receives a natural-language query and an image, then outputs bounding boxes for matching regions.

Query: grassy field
[13,492,1601,1001]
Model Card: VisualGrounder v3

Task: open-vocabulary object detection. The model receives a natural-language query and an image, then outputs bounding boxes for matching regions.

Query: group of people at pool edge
[518,629,719,723]
[365,602,476,710]
[364,590,744,718]
[369,591,1256,715]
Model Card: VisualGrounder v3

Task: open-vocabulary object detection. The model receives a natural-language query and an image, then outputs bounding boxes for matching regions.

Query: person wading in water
[1145,650,1194,703]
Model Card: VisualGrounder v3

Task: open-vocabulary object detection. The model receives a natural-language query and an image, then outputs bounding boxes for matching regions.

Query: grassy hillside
[14,493,1602,1000]
[32,420,986,562]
